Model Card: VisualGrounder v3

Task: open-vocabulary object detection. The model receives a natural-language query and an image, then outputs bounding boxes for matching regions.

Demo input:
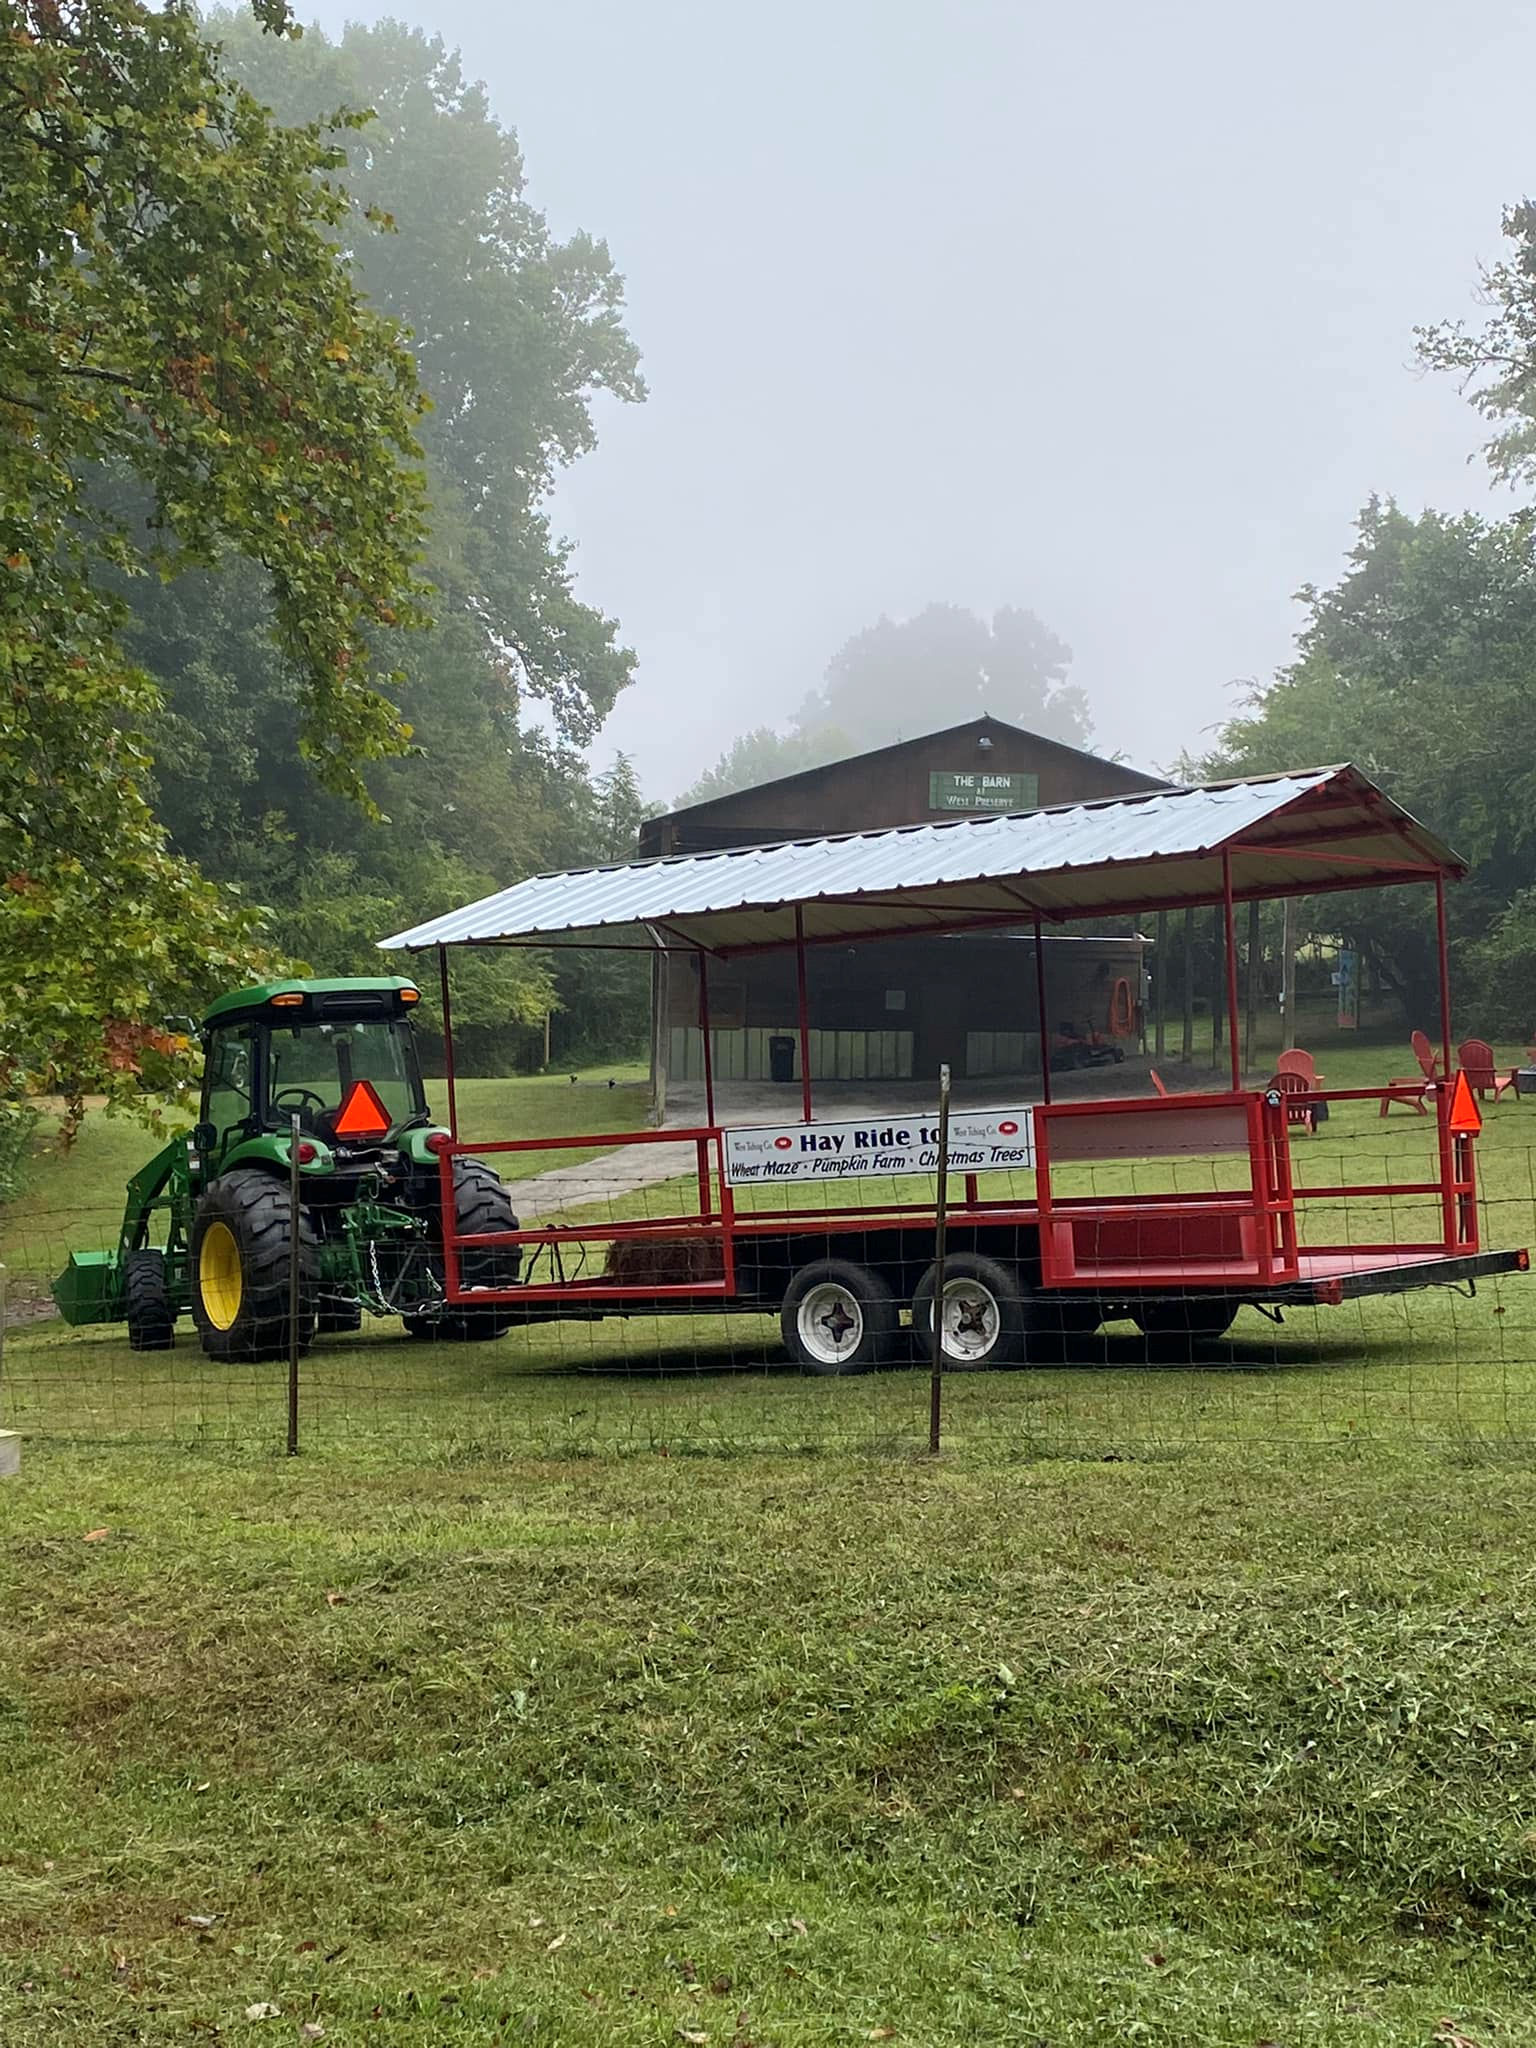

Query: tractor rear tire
[403,1160,520,1344]
[190,1168,319,1363]
[125,1249,176,1352]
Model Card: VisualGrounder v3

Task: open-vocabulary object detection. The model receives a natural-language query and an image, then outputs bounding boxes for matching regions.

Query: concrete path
[513,1059,1226,1217]
[516,1140,699,1218]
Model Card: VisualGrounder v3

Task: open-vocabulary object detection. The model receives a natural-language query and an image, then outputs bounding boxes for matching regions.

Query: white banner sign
[723,1107,1034,1185]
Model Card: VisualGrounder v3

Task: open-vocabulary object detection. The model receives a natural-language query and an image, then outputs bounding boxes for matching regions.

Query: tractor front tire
[403,1160,520,1344]
[125,1249,176,1352]
[190,1168,319,1363]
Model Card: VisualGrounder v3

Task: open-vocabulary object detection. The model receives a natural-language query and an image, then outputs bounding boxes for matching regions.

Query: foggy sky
[308,0,1534,800]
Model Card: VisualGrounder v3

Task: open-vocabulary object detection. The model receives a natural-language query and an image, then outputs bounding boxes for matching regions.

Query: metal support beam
[1033,919,1053,1105]
[794,905,814,1122]
[437,944,458,1141]
[697,949,716,1128]
[1436,873,1453,1081]
[1222,849,1241,1091]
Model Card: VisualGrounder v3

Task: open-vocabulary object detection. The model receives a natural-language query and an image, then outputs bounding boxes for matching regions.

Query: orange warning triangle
[332,1077,392,1139]
[1448,1069,1483,1136]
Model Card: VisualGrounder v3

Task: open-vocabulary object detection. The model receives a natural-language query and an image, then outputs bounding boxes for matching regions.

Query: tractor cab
[198,979,430,1162]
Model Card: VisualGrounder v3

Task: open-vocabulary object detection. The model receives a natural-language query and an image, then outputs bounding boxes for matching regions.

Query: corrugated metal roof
[378,765,1463,956]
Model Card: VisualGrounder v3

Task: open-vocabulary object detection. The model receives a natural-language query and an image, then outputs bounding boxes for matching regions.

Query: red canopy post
[794,904,814,1122]
[1222,850,1242,1091]
[1033,918,1052,1105]
[697,948,716,1127]
[1436,873,1453,1082]
[437,943,459,1141]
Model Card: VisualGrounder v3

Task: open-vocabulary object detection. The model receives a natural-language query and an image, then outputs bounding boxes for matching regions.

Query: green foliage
[801,601,1092,751]
[1,0,436,1118]
[670,723,852,806]
[1203,499,1536,1019]
[97,15,648,1073]
[1418,201,1536,492]
[212,9,645,743]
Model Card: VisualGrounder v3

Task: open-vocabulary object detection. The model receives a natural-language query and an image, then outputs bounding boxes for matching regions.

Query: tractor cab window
[203,1026,255,1145]
[267,1021,424,1137]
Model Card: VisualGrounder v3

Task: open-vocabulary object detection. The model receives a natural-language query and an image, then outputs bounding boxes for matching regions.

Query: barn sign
[723,1107,1035,1185]
[928,770,1039,813]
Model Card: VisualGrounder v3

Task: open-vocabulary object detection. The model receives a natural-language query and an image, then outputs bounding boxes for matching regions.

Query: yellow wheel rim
[199,1220,243,1331]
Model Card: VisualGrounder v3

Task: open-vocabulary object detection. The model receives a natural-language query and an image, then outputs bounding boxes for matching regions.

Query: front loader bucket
[52,1251,123,1327]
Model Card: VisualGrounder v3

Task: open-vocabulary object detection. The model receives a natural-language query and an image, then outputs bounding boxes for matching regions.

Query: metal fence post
[928,1063,952,1456]
[287,1113,301,1457]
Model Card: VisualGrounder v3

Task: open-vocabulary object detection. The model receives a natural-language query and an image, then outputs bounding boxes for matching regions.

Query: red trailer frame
[379,767,1529,1362]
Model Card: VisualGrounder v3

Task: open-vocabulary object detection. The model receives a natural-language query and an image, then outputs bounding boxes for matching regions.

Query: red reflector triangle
[333,1078,392,1139]
[1448,1069,1482,1136]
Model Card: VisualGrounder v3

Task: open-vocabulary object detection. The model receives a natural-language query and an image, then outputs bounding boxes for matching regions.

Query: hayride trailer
[374,765,1528,1373]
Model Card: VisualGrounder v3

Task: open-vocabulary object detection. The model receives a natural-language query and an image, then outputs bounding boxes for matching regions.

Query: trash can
[1517,1068,1536,1097]
[769,1035,797,1085]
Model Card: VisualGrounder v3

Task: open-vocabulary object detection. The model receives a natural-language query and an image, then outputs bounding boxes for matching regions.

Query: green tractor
[53,978,521,1358]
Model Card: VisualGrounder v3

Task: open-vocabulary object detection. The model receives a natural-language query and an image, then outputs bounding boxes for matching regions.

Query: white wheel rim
[797,1282,864,1365]
[938,1278,1001,1362]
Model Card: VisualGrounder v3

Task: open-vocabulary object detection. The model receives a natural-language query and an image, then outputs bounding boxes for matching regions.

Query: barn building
[642,717,1168,1117]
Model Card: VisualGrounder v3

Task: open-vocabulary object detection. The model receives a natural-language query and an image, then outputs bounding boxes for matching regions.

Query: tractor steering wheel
[272,1086,330,1128]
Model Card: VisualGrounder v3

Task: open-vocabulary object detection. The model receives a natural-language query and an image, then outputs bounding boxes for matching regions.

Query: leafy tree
[1418,201,1536,492]
[799,603,1091,752]
[671,724,851,807]
[212,10,644,743]
[112,15,648,1067]
[1,0,430,1121]
[1203,499,1536,1025]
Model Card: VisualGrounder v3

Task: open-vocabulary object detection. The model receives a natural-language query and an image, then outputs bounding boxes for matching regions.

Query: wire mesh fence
[3,1070,1534,1458]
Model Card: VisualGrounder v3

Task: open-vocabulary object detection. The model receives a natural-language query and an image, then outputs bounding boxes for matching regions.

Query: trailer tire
[190,1168,318,1362]
[1132,1295,1239,1345]
[404,1161,520,1343]
[781,1259,899,1375]
[913,1252,1035,1369]
[125,1249,176,1352]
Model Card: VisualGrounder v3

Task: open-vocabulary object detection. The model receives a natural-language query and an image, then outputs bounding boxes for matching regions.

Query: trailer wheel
[125,1249,176,1352]
[190,1168,318,1362]
[1132,1295,1239,1345]
[913,1252,1035,1368]
[781,1259,899,1375]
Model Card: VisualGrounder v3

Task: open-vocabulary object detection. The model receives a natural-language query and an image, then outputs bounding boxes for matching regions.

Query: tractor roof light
[399,987,420,1004]
[270,992,305,1008]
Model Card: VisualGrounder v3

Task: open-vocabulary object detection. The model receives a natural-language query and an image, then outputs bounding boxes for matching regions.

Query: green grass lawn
[5,1048,1536,2042]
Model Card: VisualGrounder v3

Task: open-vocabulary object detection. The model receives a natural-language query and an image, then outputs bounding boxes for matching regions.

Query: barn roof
[378,765,1462,957]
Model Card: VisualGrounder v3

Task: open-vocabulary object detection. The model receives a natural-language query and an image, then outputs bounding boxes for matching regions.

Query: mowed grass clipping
[4,1445,1536,2044]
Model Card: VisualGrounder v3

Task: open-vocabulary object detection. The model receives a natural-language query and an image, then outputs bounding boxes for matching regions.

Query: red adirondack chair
[1380,1028,1438,1117]
[1457,1038,1517,1102]
[1276,1047,1323,1084]
[1267,1070,1316,1133]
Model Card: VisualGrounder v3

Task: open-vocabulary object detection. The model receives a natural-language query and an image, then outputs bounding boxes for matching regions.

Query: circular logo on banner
[999,1120,1019,1136]
[774,1136,793,1150]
